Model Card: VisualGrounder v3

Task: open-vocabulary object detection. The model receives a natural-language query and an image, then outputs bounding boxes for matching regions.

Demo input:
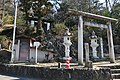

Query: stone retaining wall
[0,64,111,80]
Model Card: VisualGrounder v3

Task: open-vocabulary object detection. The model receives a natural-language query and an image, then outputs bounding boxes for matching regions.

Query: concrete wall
[14,41,54,62]
[30,48,53,62]
[14,44,19,61]
[0,64,112,80]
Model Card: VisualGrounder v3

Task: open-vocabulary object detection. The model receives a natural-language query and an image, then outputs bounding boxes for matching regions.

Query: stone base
[93,56,99,59]
[85,61,93,68]
[63,57,72,60]
[91,56,100,62]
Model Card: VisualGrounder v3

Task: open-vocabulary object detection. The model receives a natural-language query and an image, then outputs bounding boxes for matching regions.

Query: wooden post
[78,16,83,64]
[107,22,115,63]
[85,43,89,62]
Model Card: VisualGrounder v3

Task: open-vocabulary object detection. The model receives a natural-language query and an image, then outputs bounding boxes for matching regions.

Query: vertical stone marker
[0,44,1,50]
[78,16,83,65]
[85,43,93,68]
[100,37,104,58]
[85,43,89,62]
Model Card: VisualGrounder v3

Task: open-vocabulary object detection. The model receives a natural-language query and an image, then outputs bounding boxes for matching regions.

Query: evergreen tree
[19,0,52,33]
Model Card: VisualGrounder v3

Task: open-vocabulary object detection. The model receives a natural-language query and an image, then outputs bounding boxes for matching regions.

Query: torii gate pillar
[78,16,83,64]
[107,22,115,63]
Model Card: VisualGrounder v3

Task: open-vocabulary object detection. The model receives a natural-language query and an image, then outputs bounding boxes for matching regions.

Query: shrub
[0,50,11,63]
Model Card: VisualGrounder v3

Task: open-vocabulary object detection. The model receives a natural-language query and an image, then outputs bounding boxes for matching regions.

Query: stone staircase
[110,65,120,80]
[94,61,120,80]
[99,65,120,80]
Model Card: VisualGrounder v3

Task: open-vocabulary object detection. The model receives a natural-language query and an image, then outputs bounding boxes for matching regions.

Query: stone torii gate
[68,9,118,64]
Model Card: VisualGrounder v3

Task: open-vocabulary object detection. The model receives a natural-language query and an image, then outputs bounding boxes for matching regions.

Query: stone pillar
[78,16,83,64]
[107,22,115,63]
[16,40,20,61]
[85,43,89,62]
[35,46,38,63]
[92,45,98,58]
[0,44,1,50]
[100,38,104,58]
[65,46,70,57]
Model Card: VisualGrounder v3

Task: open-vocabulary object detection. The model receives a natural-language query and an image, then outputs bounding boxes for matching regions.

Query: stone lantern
[63,28,72,60]
[90,31,99,58]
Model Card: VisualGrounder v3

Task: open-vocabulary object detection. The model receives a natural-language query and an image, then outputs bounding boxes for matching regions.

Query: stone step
[99,65,120,69]
[110,66,120,69]
[96,62,120,69]
[111,69,120,74]
[112,73,120,79]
